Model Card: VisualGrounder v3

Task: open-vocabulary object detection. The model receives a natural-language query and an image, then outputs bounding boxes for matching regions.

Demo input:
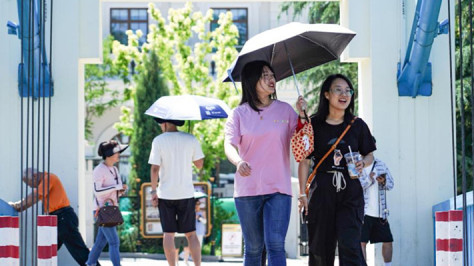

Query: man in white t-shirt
[148,118,204,266]
[359,156,394,266]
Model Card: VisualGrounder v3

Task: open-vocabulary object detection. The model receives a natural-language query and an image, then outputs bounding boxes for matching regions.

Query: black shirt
[307,116,376,173]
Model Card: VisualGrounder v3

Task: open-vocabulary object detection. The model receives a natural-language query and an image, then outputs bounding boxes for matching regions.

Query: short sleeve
[358,119,376,156]
[148,138,161,166]
[193,137,205,161]
[37,178,49,198]
[288,105,298,134]
[224,109,241,147]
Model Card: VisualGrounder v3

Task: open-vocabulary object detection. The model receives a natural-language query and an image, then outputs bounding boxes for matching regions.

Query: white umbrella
[194,191,208,199]
[145,95,231,121]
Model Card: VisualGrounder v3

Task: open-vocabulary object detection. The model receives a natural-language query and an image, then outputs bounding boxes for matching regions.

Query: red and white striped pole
[37,215,57,266]
[435,210,463,265]
[0,216,20,266]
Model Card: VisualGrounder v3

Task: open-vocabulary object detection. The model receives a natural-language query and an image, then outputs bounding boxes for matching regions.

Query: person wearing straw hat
[149,118,204,266]
[224,60,306,265]
[86,140,128,266]
[297,74,376,265]
[9,168,93,266]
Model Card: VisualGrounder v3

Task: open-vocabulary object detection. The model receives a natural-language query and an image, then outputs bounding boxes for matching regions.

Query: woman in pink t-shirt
[224,60,306,266]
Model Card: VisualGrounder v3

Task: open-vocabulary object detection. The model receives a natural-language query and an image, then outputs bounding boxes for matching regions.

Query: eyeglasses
[261,73,276,81]
[330,87,354,96]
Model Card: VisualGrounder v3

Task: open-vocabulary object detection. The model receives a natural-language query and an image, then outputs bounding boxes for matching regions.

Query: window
[110,8,148,45]
[211,8,248,49]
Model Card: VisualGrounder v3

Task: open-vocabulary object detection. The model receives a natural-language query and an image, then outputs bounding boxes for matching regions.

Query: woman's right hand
[298,195,308,216]
[237,161,252,177]
[296,96,307,115]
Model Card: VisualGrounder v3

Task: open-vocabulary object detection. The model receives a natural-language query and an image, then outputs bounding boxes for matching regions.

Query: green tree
[127,52,168,193]
[455,0,474,193]
[207,200,234,255]
[113,2,240,180]
[279,2,357,113]
[84,36,131,141]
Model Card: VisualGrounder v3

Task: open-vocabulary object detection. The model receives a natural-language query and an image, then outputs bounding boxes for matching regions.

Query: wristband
[298,194,307,199]
[150,190,157,195]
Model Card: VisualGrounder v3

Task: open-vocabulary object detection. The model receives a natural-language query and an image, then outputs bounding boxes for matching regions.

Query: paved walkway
[99,257,310,266]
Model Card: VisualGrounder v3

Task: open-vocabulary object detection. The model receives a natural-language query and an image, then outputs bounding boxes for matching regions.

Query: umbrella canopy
[223,22,356,83]
[145,95,231,121]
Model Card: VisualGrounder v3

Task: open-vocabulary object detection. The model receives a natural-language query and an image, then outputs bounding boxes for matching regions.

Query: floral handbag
[291,112,314,163]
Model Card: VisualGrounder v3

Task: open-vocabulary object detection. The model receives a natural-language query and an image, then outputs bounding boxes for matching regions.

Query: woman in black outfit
[298,74,376,265]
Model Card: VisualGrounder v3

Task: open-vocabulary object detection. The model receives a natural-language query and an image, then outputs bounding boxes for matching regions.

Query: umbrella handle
[284,42,302,98]
[227,69,239,94]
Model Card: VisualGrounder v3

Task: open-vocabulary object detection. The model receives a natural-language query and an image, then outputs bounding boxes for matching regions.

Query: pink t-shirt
[225,100,298,197]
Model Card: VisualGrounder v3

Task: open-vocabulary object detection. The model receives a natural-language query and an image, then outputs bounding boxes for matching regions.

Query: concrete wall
[341,0,454,265]
[0,0,100,264]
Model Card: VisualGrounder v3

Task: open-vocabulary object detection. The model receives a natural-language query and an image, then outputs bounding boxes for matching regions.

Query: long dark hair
[314,74,355,123]
[240,60,277,112]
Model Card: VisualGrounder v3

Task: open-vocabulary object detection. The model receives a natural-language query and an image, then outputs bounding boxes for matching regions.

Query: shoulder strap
[113,167,119,206]
[305,117,357,196]
[371,160,376,172]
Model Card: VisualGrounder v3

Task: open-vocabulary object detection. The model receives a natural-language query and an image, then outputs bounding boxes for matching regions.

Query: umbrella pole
[284,42,301,97]
[227,69,239,94]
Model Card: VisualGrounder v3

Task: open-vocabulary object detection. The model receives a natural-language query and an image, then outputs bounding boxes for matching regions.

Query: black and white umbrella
[223,22,356,95]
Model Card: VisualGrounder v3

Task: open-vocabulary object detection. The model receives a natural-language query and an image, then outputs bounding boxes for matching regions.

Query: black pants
[306,173,366,266]
[53,206,92,266]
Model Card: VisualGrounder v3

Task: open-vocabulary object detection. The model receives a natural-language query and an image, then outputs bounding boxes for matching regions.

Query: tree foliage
[280,1,339,24]
[454,0,474,193]
[279,2,358,114]
[127,52,168,193]
[84,36,131,141]
[113,3,240,180]
[114,51,169,254]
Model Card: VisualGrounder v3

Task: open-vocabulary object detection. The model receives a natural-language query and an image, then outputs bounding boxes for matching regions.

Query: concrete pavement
[97,253,314,265]
[98,257,310,265]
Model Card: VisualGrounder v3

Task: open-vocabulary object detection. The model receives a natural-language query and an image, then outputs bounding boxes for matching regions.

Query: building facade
[0,0,456,265]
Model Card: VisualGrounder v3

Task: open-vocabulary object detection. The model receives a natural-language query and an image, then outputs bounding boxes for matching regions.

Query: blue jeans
[235,192,291,266]
[86,226,120,266]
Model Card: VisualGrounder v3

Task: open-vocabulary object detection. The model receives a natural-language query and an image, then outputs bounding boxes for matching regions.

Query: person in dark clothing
[297,74,376,266]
